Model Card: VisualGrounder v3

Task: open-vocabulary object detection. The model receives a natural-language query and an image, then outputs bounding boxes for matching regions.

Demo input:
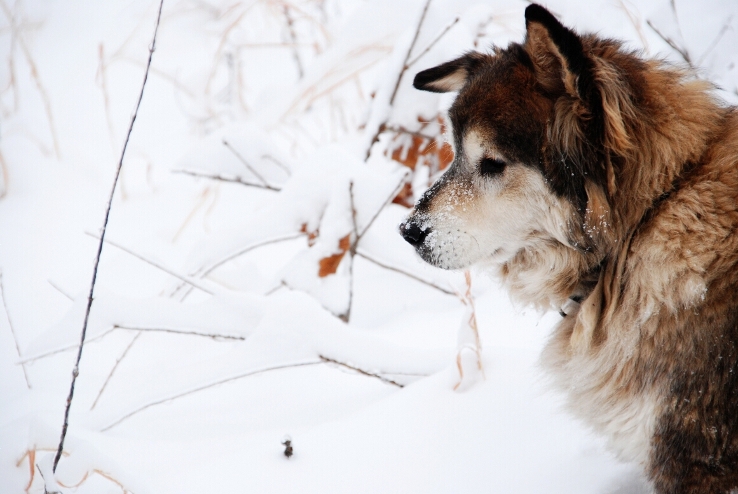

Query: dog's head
[400,5,613,279]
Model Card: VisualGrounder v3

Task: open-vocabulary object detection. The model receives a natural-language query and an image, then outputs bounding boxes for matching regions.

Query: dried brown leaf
[318,234,351,277]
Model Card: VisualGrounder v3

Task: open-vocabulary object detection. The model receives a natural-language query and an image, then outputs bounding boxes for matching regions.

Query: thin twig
[18,328,117,365]
[97,43,118,155]
[0,0,61,159]
[407,16,460,68]
[19,322,244,368]
[264,281,286,297]
[340,182,360,322]
[114,325,246,340]
[173,168,281,191]
[90,332,142,410]
[187,232,305,286]
[222,139,272,188]
[319,355,404,388]
[696,17,732,67]
[389,0,432,106]
[171,232,306,302]
[646,19,693,68]
[339,175,407,322]
[283,4,304,78]
[365,0,433,161]
[0,150,8,199]
[261,154,291,175]
[355,250,454,295]
[84,231,215,295]
[47,279,74,301]
[52,0,165,473]
[357,173,409,240]
[37,463,59,494]
[1,271,31,388]
[101,360,323,431]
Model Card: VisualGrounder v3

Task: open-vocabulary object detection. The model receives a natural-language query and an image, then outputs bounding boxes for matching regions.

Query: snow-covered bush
[1,0,736,492]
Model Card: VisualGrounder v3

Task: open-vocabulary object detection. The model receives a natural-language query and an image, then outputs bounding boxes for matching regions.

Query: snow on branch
[319,355,404,388]
[173,169,282,191]
[100,360,323,432]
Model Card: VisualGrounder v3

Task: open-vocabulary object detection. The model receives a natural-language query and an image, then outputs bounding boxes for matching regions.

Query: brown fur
[401,4,738,493]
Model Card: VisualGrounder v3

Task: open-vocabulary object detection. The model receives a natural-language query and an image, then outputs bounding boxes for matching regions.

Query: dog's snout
[399,221,429,246]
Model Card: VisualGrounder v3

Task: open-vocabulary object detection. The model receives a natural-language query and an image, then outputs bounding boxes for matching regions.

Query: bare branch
[1,270,31,388]
[407,16,460,68]
[261,154,291,175]
[348,182,360,255]
[319,355,404,387]
[171,232,306,302]
[199,232,306,279]
[18,328,116,365]
[340,182,360,323]
[365,0,433,160]
[697,17,732,67]
[47,279,74,301]
[0,0,61,159]
[114,324,246,341]
[52,0,165,473]
[84,231,215,295]
[173,168,281,191]
[264,281,287,297]
[19,322,244,368]
[389,0,433,106]
[101,360,323,431]
[646,19,693,68]
[222,139,274,188]
[282,4,304,78]
[355,250,454,295]
[90,332,141,410]
[358,172,409,240]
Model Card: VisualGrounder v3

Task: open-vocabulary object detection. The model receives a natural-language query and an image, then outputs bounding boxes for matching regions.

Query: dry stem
[52,0,165,473]
[0,0,61,159]
[339,181,360,322]
[283,4,304,78]
[222,139,274,188]
[114,324,246,340]
[174,168,281,191]
[1,270,30,388]
[339,174,408,322]
[319,355,404,387]
[90,332,141,410]
[171,232,306,301]
[101,360,323,431]
[406,16,460,68]
[364,0,433,161]
[84,231,216,295]
[355,250,454,295]
[646,19,693,68]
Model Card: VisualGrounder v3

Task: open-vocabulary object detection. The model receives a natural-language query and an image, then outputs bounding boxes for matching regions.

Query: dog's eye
[479,157,506,177]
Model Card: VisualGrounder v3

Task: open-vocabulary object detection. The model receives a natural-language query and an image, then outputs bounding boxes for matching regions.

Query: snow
[1,0,736,492]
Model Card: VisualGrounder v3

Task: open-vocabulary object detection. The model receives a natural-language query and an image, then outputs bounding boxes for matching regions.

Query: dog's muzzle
[399,221,429,247]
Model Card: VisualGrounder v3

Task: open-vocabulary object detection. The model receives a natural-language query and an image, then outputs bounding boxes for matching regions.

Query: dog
[399,4,738,493]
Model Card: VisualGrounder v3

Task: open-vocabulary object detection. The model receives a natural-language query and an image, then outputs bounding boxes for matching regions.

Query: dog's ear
[523,4,593,101]
[413,52,486,93]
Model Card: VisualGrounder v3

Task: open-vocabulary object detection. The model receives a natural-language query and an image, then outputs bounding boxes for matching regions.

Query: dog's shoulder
[622,110,738,315]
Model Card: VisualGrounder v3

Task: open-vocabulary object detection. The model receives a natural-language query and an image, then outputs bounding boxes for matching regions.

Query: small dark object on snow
[282,435,293,459]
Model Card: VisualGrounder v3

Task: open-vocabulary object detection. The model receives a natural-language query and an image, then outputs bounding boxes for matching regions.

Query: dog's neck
[495,238,602,311]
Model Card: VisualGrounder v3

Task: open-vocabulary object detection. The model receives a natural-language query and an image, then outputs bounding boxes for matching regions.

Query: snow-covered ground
[1,0,736,492]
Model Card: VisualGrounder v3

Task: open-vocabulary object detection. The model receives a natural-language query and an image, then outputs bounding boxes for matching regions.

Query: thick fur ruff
[400,4,738,493]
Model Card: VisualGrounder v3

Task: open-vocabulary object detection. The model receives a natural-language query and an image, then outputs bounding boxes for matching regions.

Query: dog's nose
[399,221,428,246]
